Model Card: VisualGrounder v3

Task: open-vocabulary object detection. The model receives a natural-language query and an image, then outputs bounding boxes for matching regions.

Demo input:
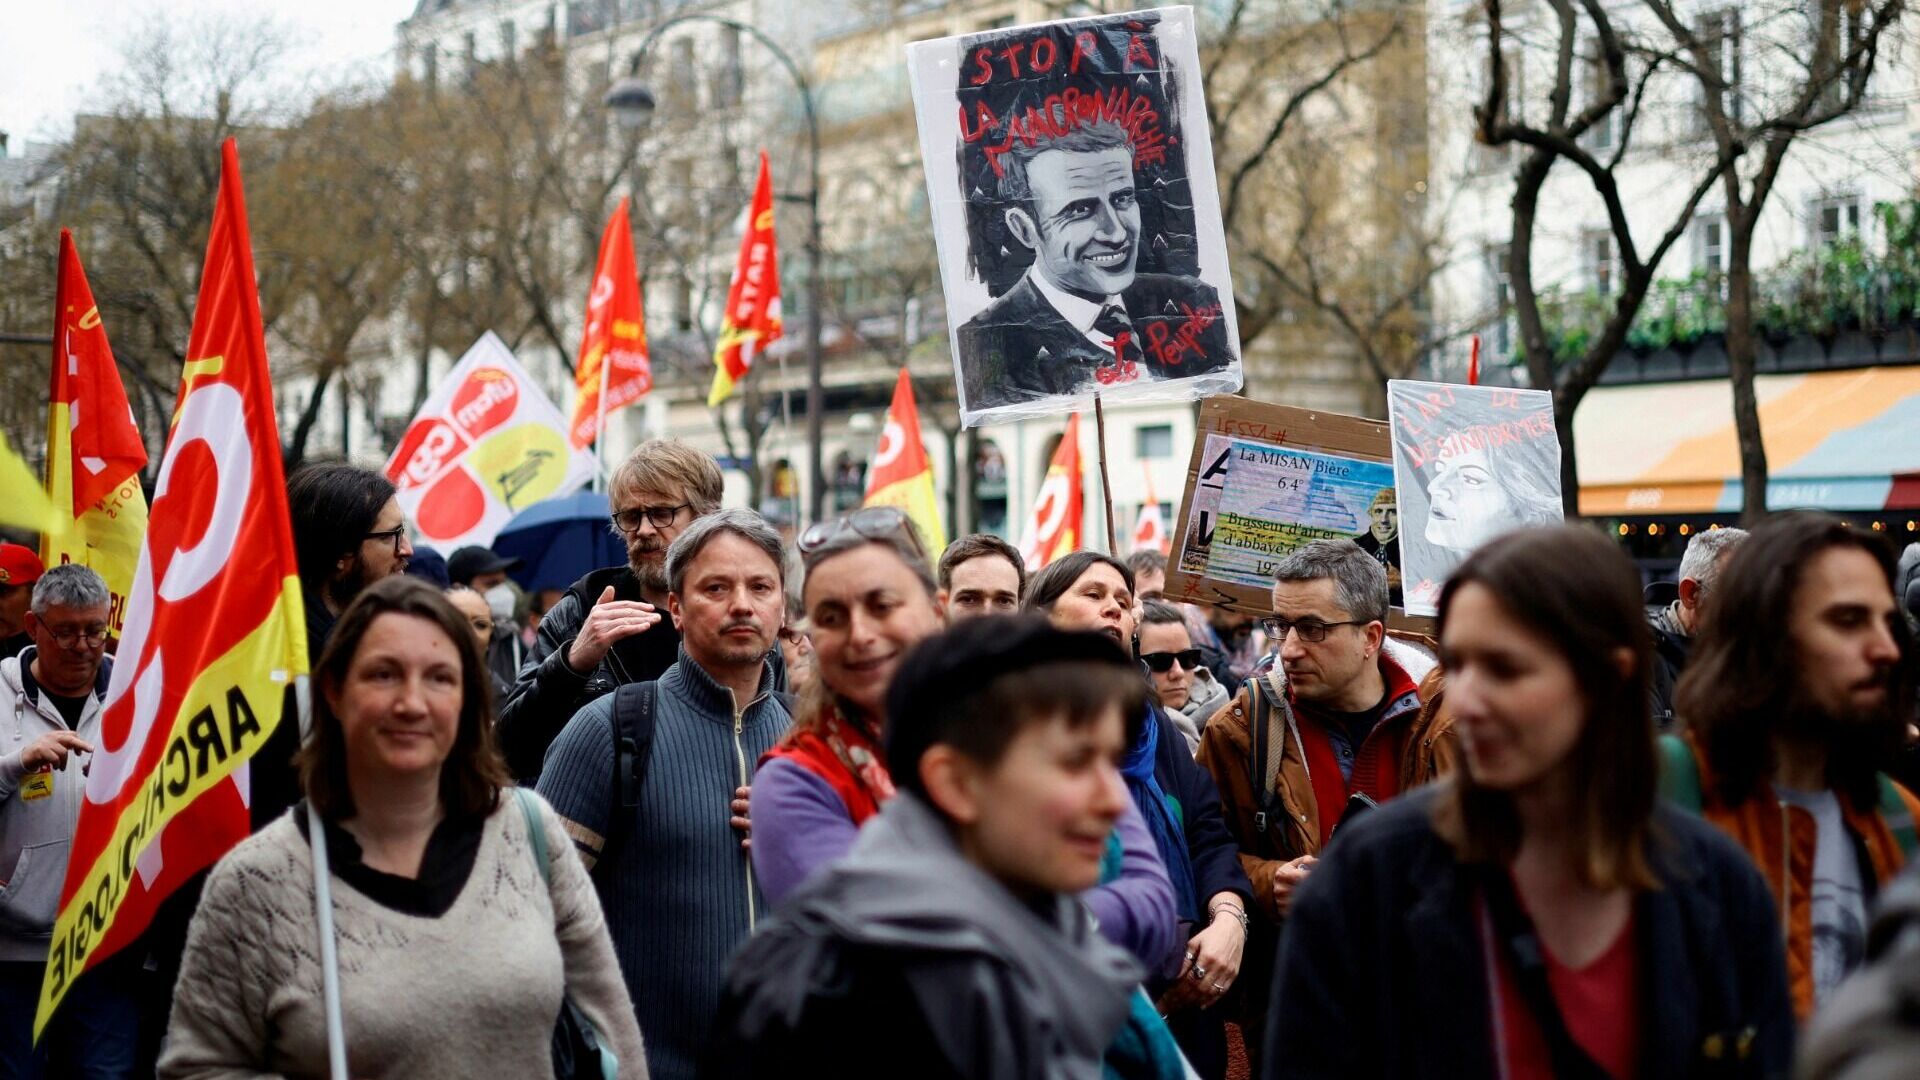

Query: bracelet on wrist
[1209,903,1251,938]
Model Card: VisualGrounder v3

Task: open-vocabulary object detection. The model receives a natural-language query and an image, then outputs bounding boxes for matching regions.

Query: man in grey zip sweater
[0,565,141,1076]
[540,509,792,1080]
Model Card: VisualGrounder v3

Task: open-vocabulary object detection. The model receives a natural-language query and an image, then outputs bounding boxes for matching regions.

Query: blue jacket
[538,647,790,1080]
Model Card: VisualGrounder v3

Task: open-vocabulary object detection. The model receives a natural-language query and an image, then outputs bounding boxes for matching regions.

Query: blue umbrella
[493,491,627,593]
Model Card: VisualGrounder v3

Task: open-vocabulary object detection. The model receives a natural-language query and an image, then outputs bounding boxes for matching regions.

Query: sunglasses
[798,506,925,557]
[1138,648,1202,674]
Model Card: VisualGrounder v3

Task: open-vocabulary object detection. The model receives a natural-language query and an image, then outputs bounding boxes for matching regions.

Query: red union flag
[38,139,307,1035]
[1019,413,1084,571]
[862,369,946,553]
[45,230,150,640]
[1131,468,1169,554]
[569,197,651,448]
[709,151,782,407]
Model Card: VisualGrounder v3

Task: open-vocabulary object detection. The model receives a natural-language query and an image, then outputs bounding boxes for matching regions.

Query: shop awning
[1575,366,1920,515]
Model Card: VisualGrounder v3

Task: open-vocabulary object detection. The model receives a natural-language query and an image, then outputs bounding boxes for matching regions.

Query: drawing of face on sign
[1387,381,1564,617]
[908,7,1243,427]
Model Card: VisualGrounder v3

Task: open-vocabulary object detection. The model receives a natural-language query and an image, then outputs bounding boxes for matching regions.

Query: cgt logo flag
[569,197,652,449]
[1131,467,1169,554]
[46,229,150,641]
[387,332,596,551]
[39,139,307,1036]
[1018,412,1084,572]
[862,368,947,553]
[708,151,782,407]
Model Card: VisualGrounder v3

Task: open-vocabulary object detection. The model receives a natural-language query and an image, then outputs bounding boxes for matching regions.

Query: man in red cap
[0,544,44,662]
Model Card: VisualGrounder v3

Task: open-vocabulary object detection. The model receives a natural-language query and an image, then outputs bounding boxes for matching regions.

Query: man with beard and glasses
[540,509,794,1080]
[1665,511,1920,1020]
[497,439,730,780]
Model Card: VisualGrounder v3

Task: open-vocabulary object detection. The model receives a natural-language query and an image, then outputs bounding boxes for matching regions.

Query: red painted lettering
[999,44,1024,78]
[1032,36,1057,72]
[970,47,994,86]
[1126,33,1153,70]
[1070,31,1096,73]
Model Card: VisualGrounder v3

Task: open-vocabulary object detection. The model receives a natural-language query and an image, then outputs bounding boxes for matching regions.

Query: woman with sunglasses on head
[1264,527,1792,1080]
[1140,599,1231,753]
[750,511,1181,976]
[1026,552,1253,1079]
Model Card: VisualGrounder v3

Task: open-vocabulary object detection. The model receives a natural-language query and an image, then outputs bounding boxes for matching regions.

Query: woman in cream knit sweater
[160,576,646,1079]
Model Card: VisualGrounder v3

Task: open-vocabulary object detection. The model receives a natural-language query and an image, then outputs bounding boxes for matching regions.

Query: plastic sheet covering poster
[907,5,1243,427]
[1388,380,1564,617]
[1167,397,1396,617]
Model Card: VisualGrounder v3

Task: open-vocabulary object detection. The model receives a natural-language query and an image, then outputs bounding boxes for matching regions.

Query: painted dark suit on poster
[908,6,1244,427]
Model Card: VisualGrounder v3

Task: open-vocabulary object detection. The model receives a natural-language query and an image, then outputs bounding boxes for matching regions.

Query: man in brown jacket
[1195,540,1453,1056]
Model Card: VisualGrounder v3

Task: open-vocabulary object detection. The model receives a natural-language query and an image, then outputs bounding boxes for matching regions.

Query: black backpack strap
[600,681,658,879]
[1245,675,1296,860]
[1479,869,1613,1080]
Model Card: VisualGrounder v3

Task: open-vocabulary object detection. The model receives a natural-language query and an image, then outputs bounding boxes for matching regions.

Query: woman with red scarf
[749,510,1181,970]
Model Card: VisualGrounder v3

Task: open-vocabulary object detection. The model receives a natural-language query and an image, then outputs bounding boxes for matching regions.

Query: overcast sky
[0,0,416,147]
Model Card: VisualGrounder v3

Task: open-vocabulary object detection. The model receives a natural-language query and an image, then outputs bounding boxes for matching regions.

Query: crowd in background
[2,434,1919,1079]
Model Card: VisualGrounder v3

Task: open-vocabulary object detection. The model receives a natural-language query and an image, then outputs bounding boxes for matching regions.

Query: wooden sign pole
[1093,394,1119,554]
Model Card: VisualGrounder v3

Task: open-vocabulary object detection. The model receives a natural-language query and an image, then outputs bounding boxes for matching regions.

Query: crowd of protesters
[4,433,1920,1079]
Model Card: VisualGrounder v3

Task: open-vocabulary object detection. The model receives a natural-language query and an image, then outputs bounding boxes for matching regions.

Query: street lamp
[605,14,827,523]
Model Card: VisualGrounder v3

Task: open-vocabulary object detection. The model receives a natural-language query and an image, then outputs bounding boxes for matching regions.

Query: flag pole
[1093,393,1117,555]
[593,354,612,491]
[297,676,349,1080]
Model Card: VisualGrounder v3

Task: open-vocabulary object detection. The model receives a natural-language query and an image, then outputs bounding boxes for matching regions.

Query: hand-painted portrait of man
[909,7,1243,426]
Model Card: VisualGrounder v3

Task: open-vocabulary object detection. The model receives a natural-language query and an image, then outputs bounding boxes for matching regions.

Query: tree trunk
[1724,214,1769,522]
[283,366,337,471]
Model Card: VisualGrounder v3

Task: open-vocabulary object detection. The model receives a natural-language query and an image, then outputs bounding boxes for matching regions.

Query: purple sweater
[750,756,1180,969]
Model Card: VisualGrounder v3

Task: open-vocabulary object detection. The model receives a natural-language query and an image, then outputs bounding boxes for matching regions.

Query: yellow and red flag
[862,368,946,553]
[1131,467,1169,554]
[1018,413,1084,572]
[709,151,782,407]
[38,139,308,1036]
[0,431,61,534]
[569,197,651,449]
[45,230,149,640]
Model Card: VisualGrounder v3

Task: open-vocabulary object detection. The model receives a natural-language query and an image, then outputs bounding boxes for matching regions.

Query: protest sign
[1387,380,1563,617]
[907,5,1242,427]
[386,332,596,551]
[1166,398,1398,616]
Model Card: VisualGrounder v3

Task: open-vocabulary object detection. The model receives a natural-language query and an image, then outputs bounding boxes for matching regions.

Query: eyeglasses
[1261,617,1367,644]
[777,625,810,646]
[1138,648,1202,674]
[798,506,925,557]
[468,617,495,635]
[609,503,691,535]
[363,525,407,553]
[47,625,110,650]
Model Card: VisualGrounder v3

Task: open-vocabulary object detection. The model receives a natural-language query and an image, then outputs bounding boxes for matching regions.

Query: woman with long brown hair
[1265,526,1792,1079]
[160,576,645,1079]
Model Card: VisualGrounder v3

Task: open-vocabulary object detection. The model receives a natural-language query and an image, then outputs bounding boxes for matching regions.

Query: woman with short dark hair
[1265,526,1793,1079]
[160,576,646,1079]
[1026,552,1252,1078]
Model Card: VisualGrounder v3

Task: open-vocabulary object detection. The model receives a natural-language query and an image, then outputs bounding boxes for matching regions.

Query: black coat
[1265,788,1795,1080]
[494,565,681,779]
[956,272,1233,414]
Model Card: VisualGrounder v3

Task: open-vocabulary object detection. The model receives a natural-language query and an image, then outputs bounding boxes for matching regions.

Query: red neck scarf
[762,702,896,825]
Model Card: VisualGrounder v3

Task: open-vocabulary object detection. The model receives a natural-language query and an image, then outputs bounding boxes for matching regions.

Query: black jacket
[1647,602,1691,731]
[956,272,1234,414]
[495,565,681,779]
[1265,788,1795,1080]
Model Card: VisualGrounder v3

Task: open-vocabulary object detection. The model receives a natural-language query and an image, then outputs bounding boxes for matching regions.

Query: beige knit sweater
[159,790,649,1080]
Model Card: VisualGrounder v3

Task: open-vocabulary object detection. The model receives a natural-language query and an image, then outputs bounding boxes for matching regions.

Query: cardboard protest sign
[1388,380,1564,617]
[907,5,1243,427]
[1166,398,1399,616]
[385,332,597,551]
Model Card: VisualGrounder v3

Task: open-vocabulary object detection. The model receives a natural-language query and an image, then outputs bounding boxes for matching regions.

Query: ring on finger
[1190,964,1208,981]
[1212,981,1228,991]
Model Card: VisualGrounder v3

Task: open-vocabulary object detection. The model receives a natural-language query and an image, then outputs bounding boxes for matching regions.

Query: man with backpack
[1194,540,1448,1067]
[1664,511,1920,1021]
[538,509,794,1080]
[498,439,726,780]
